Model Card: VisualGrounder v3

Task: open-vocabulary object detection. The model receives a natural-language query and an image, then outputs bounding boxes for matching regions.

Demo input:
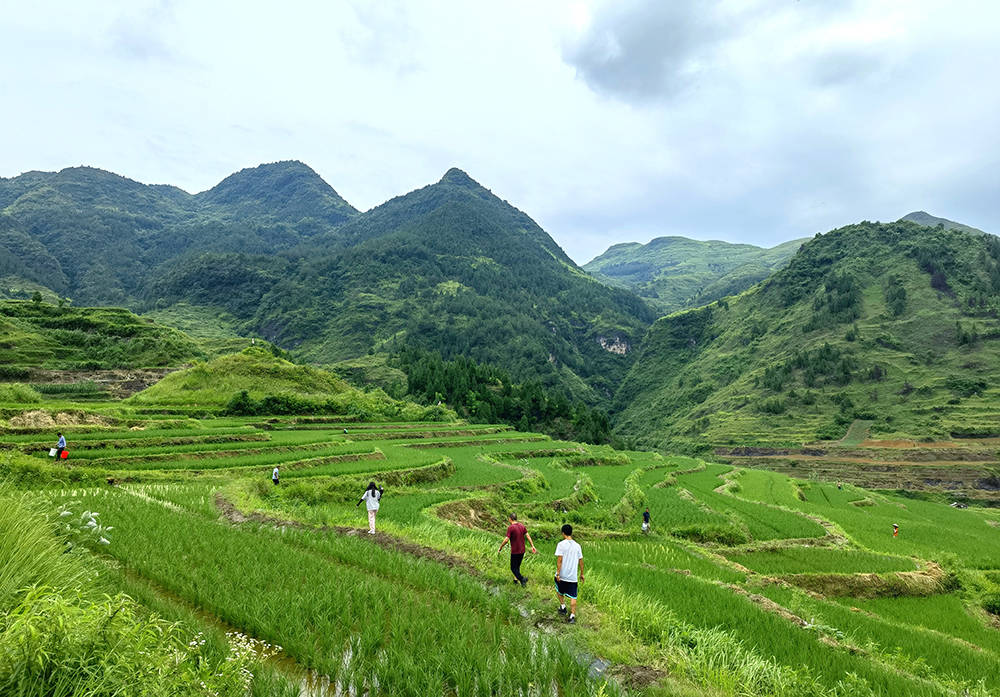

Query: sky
[1,0,997,264]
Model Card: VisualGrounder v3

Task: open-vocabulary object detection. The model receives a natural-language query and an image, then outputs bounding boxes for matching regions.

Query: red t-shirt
[507,523,527,554]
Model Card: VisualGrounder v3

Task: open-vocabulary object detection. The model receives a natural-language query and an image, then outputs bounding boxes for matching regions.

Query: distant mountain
[196,161,357,227]
[899,211,986,236]
[0,163,654,404]
[613,219,1000,450]
[583,236,807,314]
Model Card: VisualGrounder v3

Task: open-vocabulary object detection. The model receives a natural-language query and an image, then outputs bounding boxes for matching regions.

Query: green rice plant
[757,583,1000,693]
[728,548,917,575]
[0,489,85,603]
[835,595,1000,653]
[678,465,827,540]
[60,491,613,697]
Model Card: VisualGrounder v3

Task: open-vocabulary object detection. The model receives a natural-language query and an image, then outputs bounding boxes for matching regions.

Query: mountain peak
[198,160,357,225]
[438,167,482,189]
[899,211,985,236]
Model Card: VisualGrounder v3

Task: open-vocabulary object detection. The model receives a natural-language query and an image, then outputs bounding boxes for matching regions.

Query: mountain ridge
[0,161,653,405]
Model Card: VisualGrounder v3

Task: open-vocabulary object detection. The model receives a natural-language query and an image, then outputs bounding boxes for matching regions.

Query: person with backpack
[554,524,583,624]
[498,513,537,586]
[357,481,383,534]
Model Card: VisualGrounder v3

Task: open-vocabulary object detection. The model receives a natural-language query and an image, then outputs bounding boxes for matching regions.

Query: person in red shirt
[498,513,537,586]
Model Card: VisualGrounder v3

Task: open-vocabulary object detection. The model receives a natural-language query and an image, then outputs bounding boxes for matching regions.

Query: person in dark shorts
[272,466,280,485]
[498,513,537,586]
[554,523,583,624]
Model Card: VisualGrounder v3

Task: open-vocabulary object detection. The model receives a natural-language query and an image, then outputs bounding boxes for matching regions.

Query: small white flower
[99,537,110,545]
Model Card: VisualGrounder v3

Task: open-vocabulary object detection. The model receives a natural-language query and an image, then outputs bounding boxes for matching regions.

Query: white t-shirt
[272,467,279,480]
[555,539,583,582]
[362,489,381,511]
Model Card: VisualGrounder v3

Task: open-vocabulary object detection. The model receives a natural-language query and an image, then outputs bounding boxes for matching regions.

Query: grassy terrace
[4,412,1000,697]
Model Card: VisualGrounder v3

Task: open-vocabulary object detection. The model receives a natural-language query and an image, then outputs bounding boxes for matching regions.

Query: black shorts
[554,576,578,599]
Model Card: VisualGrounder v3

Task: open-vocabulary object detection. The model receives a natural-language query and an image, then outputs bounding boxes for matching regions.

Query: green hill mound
[130,347,452,421]
[614,219,1000,449]
[584,235,806,314]
[130,347,350,406]
[0,300,203,373]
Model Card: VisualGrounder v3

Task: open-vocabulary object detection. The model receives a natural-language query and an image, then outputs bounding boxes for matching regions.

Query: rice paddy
[3,409,999,696]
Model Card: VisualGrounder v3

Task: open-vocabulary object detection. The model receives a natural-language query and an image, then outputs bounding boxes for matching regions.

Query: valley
[2,166,998,697]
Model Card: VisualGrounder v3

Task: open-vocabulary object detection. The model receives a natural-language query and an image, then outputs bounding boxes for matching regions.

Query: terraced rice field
[5,414,1000,696]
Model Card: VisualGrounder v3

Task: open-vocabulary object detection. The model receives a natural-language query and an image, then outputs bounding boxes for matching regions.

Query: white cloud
[0,0,997,264]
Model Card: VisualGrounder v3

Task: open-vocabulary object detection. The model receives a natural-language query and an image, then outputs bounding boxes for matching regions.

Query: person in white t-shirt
[554,523,583,624]
[272,466,280,486]
[357,481,383,534]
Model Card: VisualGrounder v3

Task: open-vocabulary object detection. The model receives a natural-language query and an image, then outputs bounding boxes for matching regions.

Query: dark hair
[367,481,377,491]
[561,524,573,536]
[509,513,517,521]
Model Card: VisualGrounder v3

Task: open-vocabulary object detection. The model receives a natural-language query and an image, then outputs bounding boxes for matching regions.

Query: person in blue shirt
[55,432,66,459]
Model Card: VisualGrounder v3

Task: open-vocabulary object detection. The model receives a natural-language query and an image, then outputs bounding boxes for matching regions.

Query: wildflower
[99,537,110,545]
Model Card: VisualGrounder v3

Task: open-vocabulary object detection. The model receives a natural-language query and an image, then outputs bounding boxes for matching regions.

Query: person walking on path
[357,481,383,534]
[272,466,280,485]
[55,433,67,460]
[554,524,583,624]
[498,513,537,586]
[642,507,651,533]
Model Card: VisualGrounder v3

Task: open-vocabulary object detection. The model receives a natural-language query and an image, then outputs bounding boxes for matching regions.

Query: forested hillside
[584,236,806,314]
[614,220,1000,450]
[0,164,653,404]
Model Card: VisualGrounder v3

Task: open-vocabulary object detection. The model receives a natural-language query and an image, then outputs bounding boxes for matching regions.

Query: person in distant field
[357,481,383,534]
[642,507,651,533]
[272,466,280,486]
[892,523,899,538]
[554,523,583,624]
[55,432,66,460]
[498,513,537,586]
[344,428,348,434]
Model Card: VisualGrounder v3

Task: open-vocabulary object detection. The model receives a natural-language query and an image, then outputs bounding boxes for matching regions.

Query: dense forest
[392,346,612,443]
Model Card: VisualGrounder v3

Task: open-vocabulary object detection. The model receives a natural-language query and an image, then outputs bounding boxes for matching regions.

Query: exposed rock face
[597,336,629,355]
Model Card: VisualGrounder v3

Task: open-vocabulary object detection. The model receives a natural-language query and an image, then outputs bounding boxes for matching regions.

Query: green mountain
[899,210,986,236]
[1,164,653,404]
[0,162,356,305]
[583,235,807,314]
[613,219,1000,450]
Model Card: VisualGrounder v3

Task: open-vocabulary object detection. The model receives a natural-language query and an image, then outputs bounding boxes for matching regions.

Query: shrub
[0,383,41,403]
